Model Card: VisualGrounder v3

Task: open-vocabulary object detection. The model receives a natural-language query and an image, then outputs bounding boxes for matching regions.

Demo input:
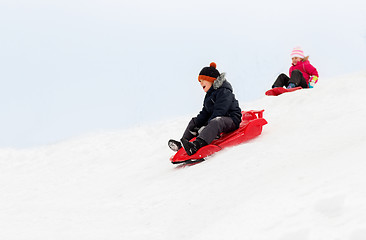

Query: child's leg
[182,118,200,140]
[289,70,308,88]
[198,117,236,145]
[272,73,290,88]
[181,116,236,156]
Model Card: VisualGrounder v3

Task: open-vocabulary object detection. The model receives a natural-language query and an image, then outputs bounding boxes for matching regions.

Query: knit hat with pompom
[198,62,220,82]
[290,47,305,59]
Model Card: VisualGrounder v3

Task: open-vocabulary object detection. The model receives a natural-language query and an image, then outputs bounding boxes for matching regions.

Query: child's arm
[305,63,319,88]
[289,66,294,78]
[209,89,233,121]
[195,107,210,128]
[305,63,319,77]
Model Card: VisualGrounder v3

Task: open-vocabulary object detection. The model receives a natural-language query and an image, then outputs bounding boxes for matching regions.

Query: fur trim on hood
[213,73,226,90]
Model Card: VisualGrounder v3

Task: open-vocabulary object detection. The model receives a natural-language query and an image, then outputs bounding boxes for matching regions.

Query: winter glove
[308,76,318,88]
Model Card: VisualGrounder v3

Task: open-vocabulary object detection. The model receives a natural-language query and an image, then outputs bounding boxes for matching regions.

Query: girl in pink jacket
[272,47,319,89]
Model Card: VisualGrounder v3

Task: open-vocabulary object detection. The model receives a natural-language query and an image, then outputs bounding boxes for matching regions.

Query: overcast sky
[0,0,365,148]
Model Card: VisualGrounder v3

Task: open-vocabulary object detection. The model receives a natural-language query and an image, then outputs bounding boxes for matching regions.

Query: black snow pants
[182,116,237,145]
[272,70,308,89]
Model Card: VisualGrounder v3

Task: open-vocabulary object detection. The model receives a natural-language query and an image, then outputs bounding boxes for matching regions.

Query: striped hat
[198,62,220,82]
[290,47,305,59]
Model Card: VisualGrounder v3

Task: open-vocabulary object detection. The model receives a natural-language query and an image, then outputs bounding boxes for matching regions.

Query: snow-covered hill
[1,72,366,240]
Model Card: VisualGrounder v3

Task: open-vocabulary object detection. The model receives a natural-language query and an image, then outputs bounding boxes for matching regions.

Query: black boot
[168,139,182,152]
[180,137,207,156]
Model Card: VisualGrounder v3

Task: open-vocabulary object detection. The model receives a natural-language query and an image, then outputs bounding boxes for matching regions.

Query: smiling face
[292,57,302,65]
[199,79,213,92]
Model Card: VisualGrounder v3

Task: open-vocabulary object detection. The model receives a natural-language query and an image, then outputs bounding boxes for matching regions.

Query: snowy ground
[1,72,366,240]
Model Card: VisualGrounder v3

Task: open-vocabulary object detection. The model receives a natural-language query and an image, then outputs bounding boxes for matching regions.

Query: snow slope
[1,72,366,240]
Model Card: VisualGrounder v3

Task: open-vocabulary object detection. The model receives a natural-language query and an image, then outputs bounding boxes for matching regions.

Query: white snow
[1,71,366,240]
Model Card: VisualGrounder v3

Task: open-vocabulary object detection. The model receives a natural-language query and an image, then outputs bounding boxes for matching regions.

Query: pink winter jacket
[289,60,319,84]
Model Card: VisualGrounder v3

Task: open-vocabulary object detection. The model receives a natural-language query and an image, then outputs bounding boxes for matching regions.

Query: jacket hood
[213,73,232,91]
[293,59,310,66]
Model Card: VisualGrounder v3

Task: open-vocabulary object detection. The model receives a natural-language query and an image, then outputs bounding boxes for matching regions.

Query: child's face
[292,57,302,65]
[199,79,213,92]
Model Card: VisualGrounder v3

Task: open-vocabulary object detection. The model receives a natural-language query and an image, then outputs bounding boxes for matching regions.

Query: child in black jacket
[169,62,242,156]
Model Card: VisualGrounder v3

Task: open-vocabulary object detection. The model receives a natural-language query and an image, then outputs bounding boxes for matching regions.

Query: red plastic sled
[170,110,268,164]
[265,87,302,96]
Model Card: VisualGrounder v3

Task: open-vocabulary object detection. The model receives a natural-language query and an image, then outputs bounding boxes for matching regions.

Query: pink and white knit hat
[290,47,305,59]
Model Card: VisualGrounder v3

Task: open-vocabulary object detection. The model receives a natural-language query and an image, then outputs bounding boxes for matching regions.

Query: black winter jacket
[194,73,242,128]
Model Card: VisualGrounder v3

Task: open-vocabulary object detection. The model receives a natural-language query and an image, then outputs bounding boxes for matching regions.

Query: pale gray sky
[1,0,365,147]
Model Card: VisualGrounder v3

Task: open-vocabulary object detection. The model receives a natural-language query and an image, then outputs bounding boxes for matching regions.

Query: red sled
[170,110,268,164]
[265,87,302,96]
